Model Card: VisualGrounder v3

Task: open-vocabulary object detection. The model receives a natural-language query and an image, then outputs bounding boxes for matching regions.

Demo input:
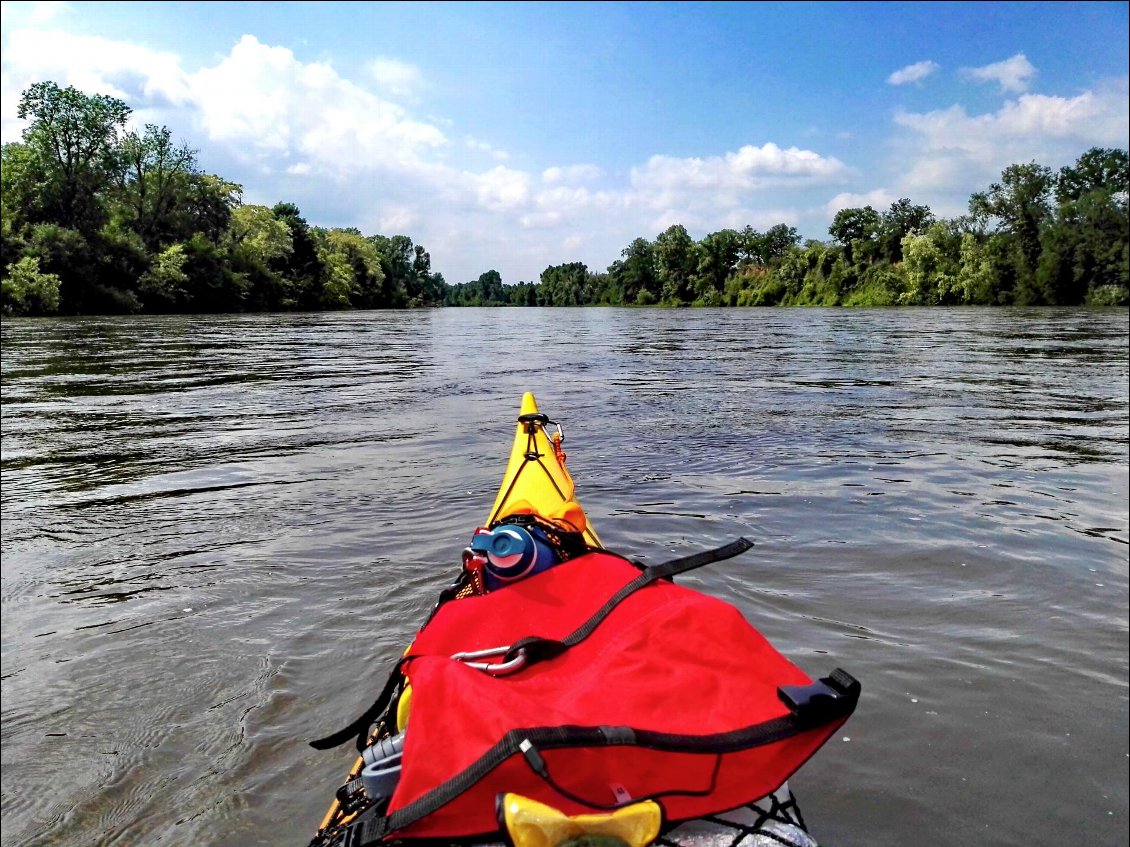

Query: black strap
[341,811,392,846]
[337,674,859,846]
[308,539,754,753]
[505,537,754,667]
[309,657,408,753]
[490,416,567,516]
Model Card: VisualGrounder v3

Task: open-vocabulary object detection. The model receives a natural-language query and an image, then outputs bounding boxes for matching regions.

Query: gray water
[1,307,1127,847]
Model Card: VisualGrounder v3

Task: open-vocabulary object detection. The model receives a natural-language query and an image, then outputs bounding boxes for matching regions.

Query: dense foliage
[2,82,1127,316]
[2,82,447,316]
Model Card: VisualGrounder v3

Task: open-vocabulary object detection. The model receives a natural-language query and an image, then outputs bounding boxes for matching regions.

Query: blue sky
[2,1,1127,285]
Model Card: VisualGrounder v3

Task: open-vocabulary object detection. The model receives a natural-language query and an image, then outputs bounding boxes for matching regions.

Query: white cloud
[626,142,845,235]
[377,205,420,233]
[895,88,1128,182]
[0,1,70,26]
[824,189,897,217]
[0,27,192,141]
[519,209,566,230]
[367,57,423,100]
[0,28,191,112]
[959,53,1037,93]
[898,155,967,195]
[1,31,447,168]
[542,164,602,184]
[464,135,508,161]
[472,165,532,213]
[632,142,845,194]
[722,207,799,231]
[0,25,836,283]
[190,36,449,173]
[520,184,621,230]
[882,79,1129,220]
[888,60,940,86]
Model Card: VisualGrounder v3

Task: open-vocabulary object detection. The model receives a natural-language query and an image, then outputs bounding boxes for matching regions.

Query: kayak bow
[308,394,858,847]
[486,391,600,548]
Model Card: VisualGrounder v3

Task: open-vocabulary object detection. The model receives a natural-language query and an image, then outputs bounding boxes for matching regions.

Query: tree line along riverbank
[3,81,1127,317]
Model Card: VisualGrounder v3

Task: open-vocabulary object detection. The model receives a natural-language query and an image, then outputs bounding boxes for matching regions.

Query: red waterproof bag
[378,548,858,840]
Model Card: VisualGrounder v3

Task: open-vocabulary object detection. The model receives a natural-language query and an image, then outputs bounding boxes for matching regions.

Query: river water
[1,307,1127,847]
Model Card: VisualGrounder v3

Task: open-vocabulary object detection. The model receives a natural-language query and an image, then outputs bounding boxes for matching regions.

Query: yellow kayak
[486,391,601,548]
[315,391,599,835]
[310,394,836,847]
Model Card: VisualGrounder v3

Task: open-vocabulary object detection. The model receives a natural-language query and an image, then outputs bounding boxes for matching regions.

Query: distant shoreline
[4,82,1127,317]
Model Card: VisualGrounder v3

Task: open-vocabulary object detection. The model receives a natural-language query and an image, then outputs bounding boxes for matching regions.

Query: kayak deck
[310,394,824,847]
[486,391,601,548]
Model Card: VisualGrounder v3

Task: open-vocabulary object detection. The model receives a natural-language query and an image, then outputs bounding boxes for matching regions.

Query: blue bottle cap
[484,526,539,582]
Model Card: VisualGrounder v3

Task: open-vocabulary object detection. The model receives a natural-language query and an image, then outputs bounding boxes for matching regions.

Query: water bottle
[361,732,404,768]
[360,732,404,800]
[470,525,558,591]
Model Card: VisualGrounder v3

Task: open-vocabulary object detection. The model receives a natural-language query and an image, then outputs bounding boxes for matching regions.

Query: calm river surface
[1,308,1127,847]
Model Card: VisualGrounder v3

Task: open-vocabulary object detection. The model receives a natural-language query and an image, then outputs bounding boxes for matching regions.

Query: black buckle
[778,668,861,725]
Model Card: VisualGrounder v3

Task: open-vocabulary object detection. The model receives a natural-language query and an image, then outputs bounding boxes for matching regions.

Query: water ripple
[2,307,1127,847]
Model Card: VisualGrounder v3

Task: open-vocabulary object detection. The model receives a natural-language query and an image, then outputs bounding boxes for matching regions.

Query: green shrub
[1,256,62,315]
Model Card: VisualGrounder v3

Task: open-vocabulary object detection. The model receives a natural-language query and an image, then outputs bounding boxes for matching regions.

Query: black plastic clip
[335,777,368,816]
[778,668,861,726]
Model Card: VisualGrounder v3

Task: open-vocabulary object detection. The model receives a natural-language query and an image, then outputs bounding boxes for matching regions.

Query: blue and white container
[471,525,558,591]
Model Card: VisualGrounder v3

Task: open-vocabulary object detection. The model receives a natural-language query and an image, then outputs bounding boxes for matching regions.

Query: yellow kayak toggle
[498,793,661,847]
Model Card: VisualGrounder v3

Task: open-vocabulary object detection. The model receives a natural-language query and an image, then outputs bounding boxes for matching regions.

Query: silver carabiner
[450,645,528,676]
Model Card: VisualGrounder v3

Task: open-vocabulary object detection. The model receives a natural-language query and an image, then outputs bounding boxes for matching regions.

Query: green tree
[539,263,587,305]
[24,222,95,312]
[1038,189,1129,305]
[900,223,968,304]
[271,202,324,309]
[1,142,42,265]
[16,81,130,236]
[880,199,934,262]
[93,219,148,312]
[138,243,191,311]
[760,223,802,265]
[110,124,199,250]
[177,173,241,244]
[410,244,440,305]
[507,280,538,306]
[178,232,243,312]
[829,206,881,265]
[226,204,293,309]
[842,263,907,306]
[1055,147,1129,204]
[692,229,740,305]
[319,228,387,308]
[654,224,697,305]
[969,162,1055,302]
[608,237,658,305]
[368,234,414,306]
[737,226,764,267]
[480,269,506,304]
[952,233,997,304]
[1037,147,1130,305]
[1,256,61,315]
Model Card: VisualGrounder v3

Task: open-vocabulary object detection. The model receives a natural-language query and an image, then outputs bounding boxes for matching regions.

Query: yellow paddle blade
[486,393,600,548]
[499,793,661,847]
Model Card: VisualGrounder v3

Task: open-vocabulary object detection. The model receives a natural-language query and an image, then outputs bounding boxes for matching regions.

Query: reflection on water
[1,307,1127,847]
